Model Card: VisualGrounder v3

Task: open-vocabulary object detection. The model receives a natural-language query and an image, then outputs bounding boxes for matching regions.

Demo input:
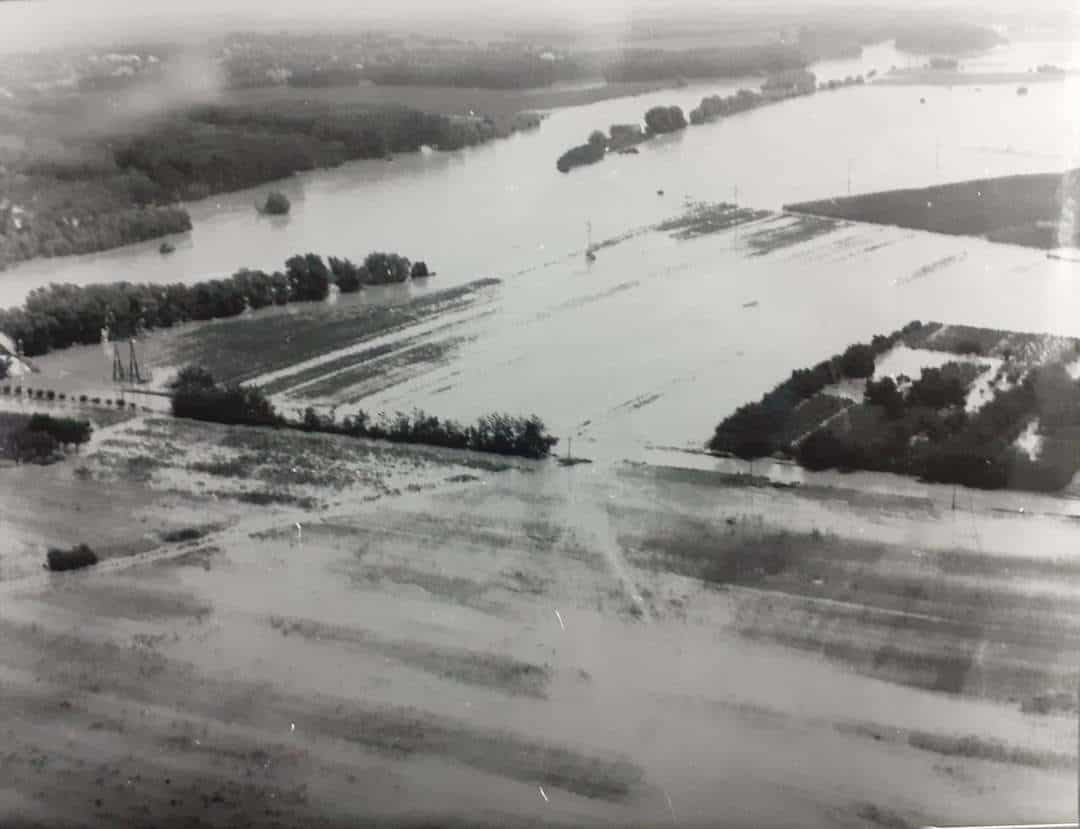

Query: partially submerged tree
[259,191,291,215]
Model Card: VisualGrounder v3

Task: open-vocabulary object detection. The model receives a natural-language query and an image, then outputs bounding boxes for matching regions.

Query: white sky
[2,0,1076,53]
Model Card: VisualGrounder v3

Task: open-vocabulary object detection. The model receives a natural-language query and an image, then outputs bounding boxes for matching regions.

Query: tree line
[711,319,1080,493]
[707,324,921,458]
[170,367,558,460]
[1,412,93,465]
[0,251,431,357]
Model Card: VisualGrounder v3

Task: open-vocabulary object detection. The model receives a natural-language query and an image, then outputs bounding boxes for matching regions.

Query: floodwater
[4,38,1079,310]
[10,39,1080,455]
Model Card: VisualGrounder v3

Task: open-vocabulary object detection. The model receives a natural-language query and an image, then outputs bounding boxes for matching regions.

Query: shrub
[169,365,217,391]
[79,394,88,403]
[161,526,210,543]
[410,261,431,279]
[587,129,608,148]
[556,142,605,173]
[46,389,55,400]
[172,382,280,428]
[27,414,92,446]
[260,190,291,215]
[45,543,98,572]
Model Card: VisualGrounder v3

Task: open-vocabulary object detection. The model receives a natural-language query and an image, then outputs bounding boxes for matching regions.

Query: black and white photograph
[2,0,1080,827]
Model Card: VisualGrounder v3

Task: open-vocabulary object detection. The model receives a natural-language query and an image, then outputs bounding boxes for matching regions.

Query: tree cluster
[1,412,92,464]
[299,407,559,459]
[644,106,688,135]
[708,322,923,458]
[259,191,292,215]
[0,250,428,356]
[556,142,606,174]
[795,360,1080,492]
[168,366,559,460]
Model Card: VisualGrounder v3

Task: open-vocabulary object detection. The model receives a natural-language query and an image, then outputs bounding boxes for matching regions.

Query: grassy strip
[172,277,498,384]
[786,170,1080,250]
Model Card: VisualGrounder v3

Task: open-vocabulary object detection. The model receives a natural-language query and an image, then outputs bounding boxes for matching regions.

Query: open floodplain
[1,409,1079,827]
[5,211,1080,826]
[7,35,1080,829]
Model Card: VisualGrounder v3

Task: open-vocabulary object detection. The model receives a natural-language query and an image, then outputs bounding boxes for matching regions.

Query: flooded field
[27,205,1080,462]
[4,30,1080,829]
[0,415,1077,827]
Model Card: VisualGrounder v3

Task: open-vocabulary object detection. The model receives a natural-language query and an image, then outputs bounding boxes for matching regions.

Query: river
[10,38,1080,458]
[5,39,1079,309]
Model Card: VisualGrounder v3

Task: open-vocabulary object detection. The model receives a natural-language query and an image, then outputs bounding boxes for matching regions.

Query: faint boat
[1017,86,1029,95]
[742,300,760,308]
[159,241,175,255]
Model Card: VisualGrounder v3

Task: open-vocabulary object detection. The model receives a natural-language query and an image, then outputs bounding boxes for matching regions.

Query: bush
[79,394,88,403]
[260,190,291,215]
[45,543,98,572]
[27,414,92,447]
[170,365,217,391]
[46,389,56,400]
[172,381,280,428]
[161,526,210,543]
[556,142,605,173]
[410,261,431,279]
